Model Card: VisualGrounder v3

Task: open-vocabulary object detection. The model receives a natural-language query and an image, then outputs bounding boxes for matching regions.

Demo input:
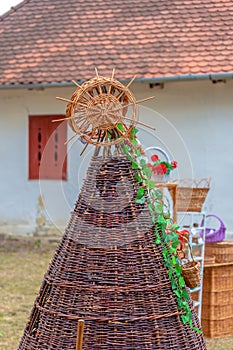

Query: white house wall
[0,79,232,236]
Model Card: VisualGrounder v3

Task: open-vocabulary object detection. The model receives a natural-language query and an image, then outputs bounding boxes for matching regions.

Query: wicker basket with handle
[201,214,226,243]
[179,241,201,289]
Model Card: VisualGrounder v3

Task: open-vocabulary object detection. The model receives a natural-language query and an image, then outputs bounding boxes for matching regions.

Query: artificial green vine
[120,124,201,334]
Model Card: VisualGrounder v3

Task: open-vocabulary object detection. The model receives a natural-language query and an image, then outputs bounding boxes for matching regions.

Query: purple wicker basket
[201,214,226,243]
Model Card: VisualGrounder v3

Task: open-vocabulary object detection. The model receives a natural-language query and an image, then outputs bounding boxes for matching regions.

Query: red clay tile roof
[0,0,233,86]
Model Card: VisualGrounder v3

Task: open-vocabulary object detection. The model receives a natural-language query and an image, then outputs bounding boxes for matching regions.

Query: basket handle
[201,214,226,229]
[186,241,195,262]
[178,238,195,262]
[206,214,226,229]
[144,146,171,163]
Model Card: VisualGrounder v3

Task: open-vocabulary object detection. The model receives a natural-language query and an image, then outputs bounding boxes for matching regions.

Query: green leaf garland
[121,132,202,334]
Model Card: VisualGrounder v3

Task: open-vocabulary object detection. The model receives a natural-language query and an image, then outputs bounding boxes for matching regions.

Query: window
[29,115,67,180]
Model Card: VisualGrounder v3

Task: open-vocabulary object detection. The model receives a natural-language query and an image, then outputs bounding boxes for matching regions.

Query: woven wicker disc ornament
[66,70,136,146]
[55,69,155,149]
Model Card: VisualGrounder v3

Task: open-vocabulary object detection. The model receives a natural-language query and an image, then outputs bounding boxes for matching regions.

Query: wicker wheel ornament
[67,70,137,146]
[54,68,155,150]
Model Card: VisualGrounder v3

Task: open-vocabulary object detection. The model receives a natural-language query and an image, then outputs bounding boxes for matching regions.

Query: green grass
[0,236,54,349]
[0,235,232,349]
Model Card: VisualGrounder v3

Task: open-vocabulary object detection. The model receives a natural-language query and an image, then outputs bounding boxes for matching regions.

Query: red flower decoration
[152,164,167,175]
[160,164,167,174]
[151,154,159,162]
[177,229,189,249]
[148,153,177,176]
[152,165,158,173]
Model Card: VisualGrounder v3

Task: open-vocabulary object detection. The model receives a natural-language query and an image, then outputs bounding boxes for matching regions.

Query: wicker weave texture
[170,178,210,212]
[18,152,206,349]
[205,242,233,264]
[201,261,233,338]
[66,76,137,146]
[203,264,233,292]
[176,187,209,212]
[202,304,233,320]
[202,318,233,338]
[181,261,201,289]
[202,290,233,306]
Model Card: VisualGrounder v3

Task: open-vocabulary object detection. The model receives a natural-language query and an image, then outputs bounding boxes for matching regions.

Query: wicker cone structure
[18,145,206,349]
[19,71,206,349]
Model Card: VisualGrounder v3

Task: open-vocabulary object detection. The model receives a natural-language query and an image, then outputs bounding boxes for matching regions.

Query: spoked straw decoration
[53,68,155,154]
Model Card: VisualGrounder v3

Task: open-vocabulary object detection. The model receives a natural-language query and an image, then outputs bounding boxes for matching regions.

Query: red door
[29,115,67,180]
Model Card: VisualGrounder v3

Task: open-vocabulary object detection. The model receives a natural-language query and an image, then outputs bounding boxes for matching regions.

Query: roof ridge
[0,0,30,21]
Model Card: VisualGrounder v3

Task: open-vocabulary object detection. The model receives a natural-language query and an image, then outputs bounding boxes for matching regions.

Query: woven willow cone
[19,73,206,348]
[18,147,206,349]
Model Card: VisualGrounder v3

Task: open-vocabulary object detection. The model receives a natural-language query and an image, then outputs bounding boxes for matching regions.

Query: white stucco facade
[0,79,232,236]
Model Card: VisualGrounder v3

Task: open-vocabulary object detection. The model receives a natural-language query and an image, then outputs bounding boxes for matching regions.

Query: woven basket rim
[177,187,210,190]
[206,241,233,248]
[182,261,200,271]
[170,178,211,188]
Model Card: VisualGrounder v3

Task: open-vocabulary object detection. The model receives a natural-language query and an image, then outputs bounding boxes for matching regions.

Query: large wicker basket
[170,178,210,212]
[205,241,233,263]
[201,262,233,338]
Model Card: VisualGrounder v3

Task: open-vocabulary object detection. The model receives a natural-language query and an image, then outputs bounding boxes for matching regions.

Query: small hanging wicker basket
[180,241,201,289]
[182,260,201,289]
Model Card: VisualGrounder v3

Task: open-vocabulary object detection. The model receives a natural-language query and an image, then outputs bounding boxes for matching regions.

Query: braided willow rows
[18,151,206,349]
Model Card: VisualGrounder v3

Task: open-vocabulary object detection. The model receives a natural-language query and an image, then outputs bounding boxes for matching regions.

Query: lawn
[0,234,232,349]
